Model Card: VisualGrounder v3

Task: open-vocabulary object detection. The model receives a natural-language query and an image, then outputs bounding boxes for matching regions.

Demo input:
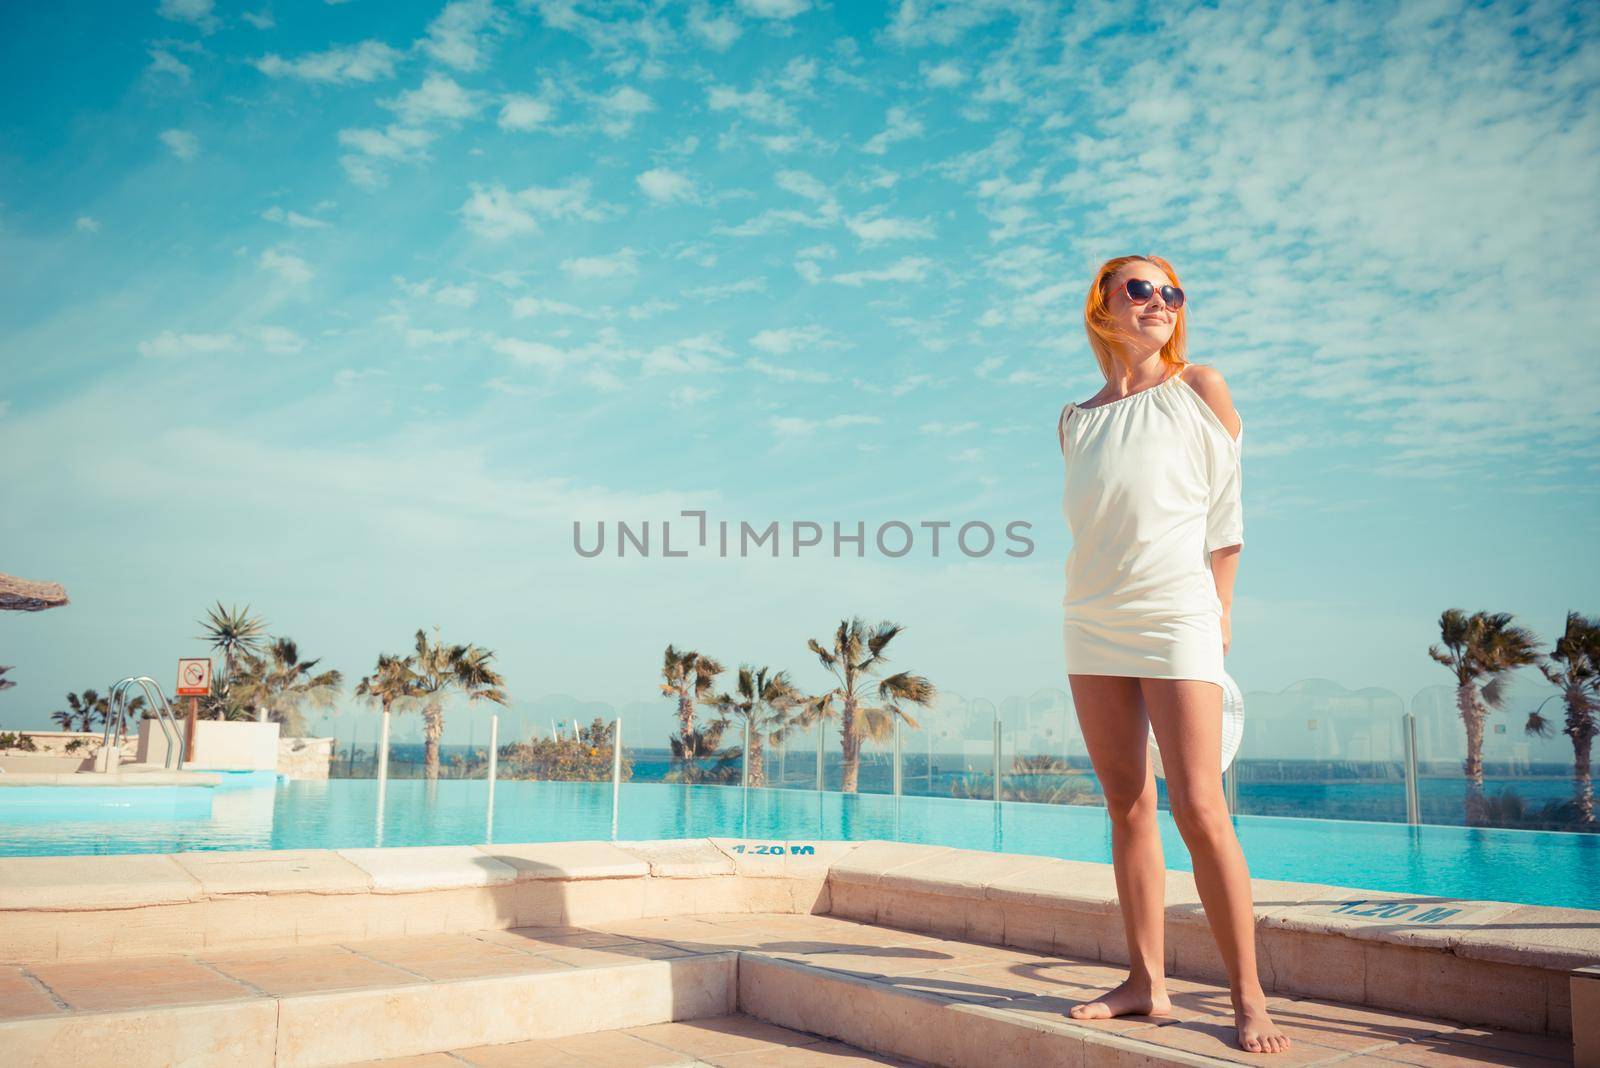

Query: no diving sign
[177,658,212,696]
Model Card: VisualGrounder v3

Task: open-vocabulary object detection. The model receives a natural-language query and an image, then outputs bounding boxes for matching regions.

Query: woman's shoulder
[1178,363,1242,441]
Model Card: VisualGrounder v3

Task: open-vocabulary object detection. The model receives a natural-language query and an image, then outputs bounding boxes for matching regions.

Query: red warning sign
[176,658,212,696]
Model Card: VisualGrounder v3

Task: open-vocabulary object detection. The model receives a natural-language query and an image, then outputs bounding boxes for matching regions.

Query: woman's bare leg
[1142,678,1290,1054]
[1065,673,1172,1020]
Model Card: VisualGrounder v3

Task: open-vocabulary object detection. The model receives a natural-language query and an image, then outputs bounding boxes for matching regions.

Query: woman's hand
[1221,608,1232,655]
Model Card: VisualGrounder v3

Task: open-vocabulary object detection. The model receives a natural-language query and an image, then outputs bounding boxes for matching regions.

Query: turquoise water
[1,777,1595,910]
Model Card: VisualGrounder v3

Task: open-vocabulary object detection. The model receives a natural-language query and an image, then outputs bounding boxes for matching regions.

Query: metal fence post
[893,716,902,797]
[485,713,498,843]
[375,707,391,846]
[993,715,1002,805]
[611,716,622,839]
[817,716,825,793]
[1403,712,1420,825]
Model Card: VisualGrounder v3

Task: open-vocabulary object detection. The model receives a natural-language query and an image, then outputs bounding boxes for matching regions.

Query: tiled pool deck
[1,838,1595,1066]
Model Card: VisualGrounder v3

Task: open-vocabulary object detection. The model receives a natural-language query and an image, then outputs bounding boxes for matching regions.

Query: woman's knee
[1167,791,1232,843]
[1102,783,1158,828]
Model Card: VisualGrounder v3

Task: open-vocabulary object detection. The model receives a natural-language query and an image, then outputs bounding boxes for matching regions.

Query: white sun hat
[1147,671,1245,779]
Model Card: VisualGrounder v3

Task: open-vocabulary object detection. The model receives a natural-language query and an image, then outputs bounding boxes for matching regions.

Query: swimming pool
[3,777,1596,910]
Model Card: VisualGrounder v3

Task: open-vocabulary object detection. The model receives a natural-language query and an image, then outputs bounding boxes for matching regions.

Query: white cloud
[636,167,695,203]
[241,10,273,29]
[510,296,589,318]
[157,0,218,32]
[771,412,881,437]
[334,367,387,387]
[382,74,482,125]
[637,334,731,374]
[459,179,606,239]
[829,256,933,286]
[405,327,472,348]
[259,247,313,285]
[862,105,923,155]
[262,205,331,229]
[707,85,795,125]
[337,125,434,186]
[160,129,199,160]
[749,325,843,355]
[776,57,818,94]
[670,386,717,405]
[146,49,191,84]
[339,125,432,160]
[737,0,809,18]
[486,335,569,369]
[75,216,100,234]
[845,210,936,245]
[499,94,554,131]
[775,169,833,204]
[420,0,506,72]
[254,41,403,83]
[596,85,654,137]
[484,376,535,396]
[744,357,831,383]
[395,276,478,308]
[561,248,639,280]
[685,277,765,300]
[460,186,538,239]
[257,326,305,353]
[921,60,966,88]
[687,5,741,50]
[137,331,237,359]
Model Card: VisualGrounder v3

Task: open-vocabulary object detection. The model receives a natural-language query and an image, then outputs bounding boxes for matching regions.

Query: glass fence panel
[765,711,821,790]
[848,712,894,796]
[1226,679,1408,823]
[999,688,1099,807]
[900,691,995,801]
[1410,683,1589,830]
[306,705,377,779]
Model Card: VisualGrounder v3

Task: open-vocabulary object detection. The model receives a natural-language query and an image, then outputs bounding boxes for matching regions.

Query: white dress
[1057,366,1243,687]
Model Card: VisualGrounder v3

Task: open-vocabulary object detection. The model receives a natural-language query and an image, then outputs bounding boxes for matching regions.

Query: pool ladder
[100,676,186,771]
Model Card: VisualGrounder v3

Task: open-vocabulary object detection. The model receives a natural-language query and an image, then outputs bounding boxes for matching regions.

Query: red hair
[1082,254,1190,382]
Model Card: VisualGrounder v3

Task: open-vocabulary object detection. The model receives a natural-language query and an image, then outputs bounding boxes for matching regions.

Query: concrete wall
[0,731,133,773]
[277,736,334,779]
[140,719,281,771]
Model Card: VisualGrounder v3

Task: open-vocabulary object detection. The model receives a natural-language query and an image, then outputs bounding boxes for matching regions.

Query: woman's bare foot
[1068,975,1172,1020]
[1235,991,1291,1053]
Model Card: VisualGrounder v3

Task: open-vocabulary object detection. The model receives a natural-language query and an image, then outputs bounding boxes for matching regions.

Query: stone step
[0,929,738,1067]
[334,1012,919,1066]
[619,912,1577,1067]
[0,913,1575,1067]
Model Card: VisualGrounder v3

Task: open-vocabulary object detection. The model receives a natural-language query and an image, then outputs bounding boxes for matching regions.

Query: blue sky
[2,0,1597,756]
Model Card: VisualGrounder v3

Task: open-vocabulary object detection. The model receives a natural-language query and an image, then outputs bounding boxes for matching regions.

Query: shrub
[498,717,632,782]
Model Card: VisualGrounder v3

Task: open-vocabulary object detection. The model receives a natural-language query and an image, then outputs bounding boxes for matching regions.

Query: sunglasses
[1124,278,1185,310]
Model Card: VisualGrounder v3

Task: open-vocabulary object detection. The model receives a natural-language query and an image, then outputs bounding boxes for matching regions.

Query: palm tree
[664,717,742,784]
[1524,611,1600,823]
[229,637,343,737]
[711,665,805,787]
[1428,609,1543,825]
[196,602,268,718]
[407,627,509,781]
[54,689,146,734]
[0,665,13,692]
[356,651,422,770]
[802,617,936,793]
[659,645,726,777]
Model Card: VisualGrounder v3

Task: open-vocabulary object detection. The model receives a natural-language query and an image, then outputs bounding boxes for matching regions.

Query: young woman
[1056,255,1289,1054]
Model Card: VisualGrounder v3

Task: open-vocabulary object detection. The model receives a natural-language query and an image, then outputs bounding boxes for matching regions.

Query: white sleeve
[1205,422,1244,553]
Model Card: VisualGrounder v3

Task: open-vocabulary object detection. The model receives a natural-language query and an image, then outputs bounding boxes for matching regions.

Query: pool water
[1,778,1595,910]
